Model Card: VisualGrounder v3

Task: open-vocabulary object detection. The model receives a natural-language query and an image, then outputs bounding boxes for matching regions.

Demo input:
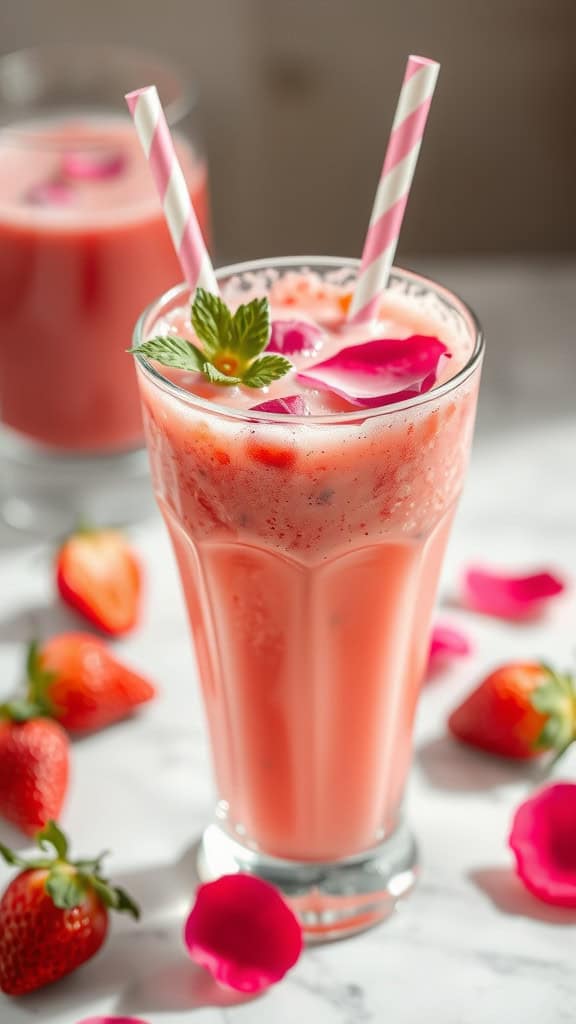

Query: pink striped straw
[348,55,440,324]
[125,85,219,295]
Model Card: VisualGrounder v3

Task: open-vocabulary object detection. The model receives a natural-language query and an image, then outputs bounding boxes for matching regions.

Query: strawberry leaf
[89,876,140,919]
[37,820,69,860]
[132,336,204,373]
[46,865,87,909]
[0,844,29,868]
[241,354,293,389]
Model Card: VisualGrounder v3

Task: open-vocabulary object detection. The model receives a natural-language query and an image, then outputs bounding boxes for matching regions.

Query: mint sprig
[132,288,292,389]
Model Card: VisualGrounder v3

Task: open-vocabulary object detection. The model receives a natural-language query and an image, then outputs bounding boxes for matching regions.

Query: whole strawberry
[448,661,576,760]
[56,527,142,636]
[0,821,138,995]
[0,698,69,835]
[23,635,156,734]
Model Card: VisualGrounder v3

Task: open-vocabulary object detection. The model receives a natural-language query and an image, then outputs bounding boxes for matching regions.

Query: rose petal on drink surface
[267,319,324,355]
[184,874,303,993]
[62,149,126,180]
[297,335,448,407]
[509,784,576,907]
[462,566,566,620]
[251,395,310,415]
[25,181,74,206]
[428,624,472,671]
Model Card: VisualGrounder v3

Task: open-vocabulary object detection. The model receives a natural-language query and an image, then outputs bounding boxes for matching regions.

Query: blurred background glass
[0,44,209,531]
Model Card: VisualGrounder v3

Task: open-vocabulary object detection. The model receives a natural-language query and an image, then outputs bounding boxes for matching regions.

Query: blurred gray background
[3,0,576,263]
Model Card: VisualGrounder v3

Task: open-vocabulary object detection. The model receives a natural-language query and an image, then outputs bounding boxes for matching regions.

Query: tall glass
[0,45,210,532]
[133,258,484,939]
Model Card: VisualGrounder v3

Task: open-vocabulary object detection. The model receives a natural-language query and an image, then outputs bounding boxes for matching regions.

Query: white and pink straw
[125,85,218,296]
[348,55,440,324]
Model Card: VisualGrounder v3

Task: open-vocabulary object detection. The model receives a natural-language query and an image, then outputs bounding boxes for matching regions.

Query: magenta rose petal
[62,150,126,181]
[510,784,576,907]
[184,874,303,993]
[428,623,472,672]
[462,566,566,620]
[251,395,310,415]
[76,1018,151,1024]
[296,335,448,407]
[25,181,74,206]
[267,319,324,355]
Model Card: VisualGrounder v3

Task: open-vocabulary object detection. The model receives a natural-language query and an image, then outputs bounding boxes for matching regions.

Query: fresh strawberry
[448,661,576,760]
[56,527,142,635]
[22,635,156,734]
[0,700,69,836]
[0,821,138,995]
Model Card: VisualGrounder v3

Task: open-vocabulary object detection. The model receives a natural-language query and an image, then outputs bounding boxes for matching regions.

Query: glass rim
[133,256,485,425]
[0,43,196,143]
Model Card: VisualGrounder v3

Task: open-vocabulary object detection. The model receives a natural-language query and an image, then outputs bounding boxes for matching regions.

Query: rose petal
[251,395,310,415]
[62,150,126,181]
[184,874,303,993]
[76,1018,150,1024]
[428,624,472,671]
[297,335,448,407]
[462,566,565,620]
[25,181,74,206]
[510,783,576,907]
[267,319,324,355]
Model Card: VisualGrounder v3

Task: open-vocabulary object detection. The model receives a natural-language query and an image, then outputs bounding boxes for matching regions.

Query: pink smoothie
[0,116,210,452]
[137,264,481,861]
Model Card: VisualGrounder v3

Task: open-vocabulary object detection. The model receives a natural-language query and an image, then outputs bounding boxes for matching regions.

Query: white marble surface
[1,260,575,1023]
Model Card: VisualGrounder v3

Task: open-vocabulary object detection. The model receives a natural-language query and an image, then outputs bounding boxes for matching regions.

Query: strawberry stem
[0,822,140,918]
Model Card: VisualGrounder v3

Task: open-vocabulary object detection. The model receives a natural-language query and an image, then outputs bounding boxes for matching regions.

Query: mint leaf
[203,362,242,386]
[191,288,233,359]
[132,336,204,373]
[229,297,270,360]
[241,354,293,389]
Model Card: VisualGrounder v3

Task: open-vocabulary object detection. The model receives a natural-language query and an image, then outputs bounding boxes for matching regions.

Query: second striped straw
[125,85,219,297]
[348,55,440,325]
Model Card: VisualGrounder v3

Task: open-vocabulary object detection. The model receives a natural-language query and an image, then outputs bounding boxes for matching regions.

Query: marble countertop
[1,260,575,1023]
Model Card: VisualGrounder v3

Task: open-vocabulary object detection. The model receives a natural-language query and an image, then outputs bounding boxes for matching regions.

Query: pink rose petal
[297,335,448,407]
[251,395,310,415]
[25,180,74,206]
[462,566,566,620]
[184,874,303,993]
[510,783,576,907]
[62,149,126,181]
[267,319,324,355]
[428,623,472,671]
[76,1018,150,1024]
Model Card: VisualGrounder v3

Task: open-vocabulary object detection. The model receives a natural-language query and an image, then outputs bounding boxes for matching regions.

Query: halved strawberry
[56,528,142,636]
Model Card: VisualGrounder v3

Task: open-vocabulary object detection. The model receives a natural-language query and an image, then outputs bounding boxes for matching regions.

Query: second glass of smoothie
[0,45,211,530]
[133,257,484,938]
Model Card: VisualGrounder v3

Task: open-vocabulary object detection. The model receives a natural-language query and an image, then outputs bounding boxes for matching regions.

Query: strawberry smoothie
[0,116,210,452]
[135,259,483,866]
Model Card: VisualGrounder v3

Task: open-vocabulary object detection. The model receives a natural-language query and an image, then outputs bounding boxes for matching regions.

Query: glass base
[0,426,155,536]
[197,821,418,942]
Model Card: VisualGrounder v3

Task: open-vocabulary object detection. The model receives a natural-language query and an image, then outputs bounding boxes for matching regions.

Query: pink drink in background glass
[0,116,210,452]
[134,258,483,935]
